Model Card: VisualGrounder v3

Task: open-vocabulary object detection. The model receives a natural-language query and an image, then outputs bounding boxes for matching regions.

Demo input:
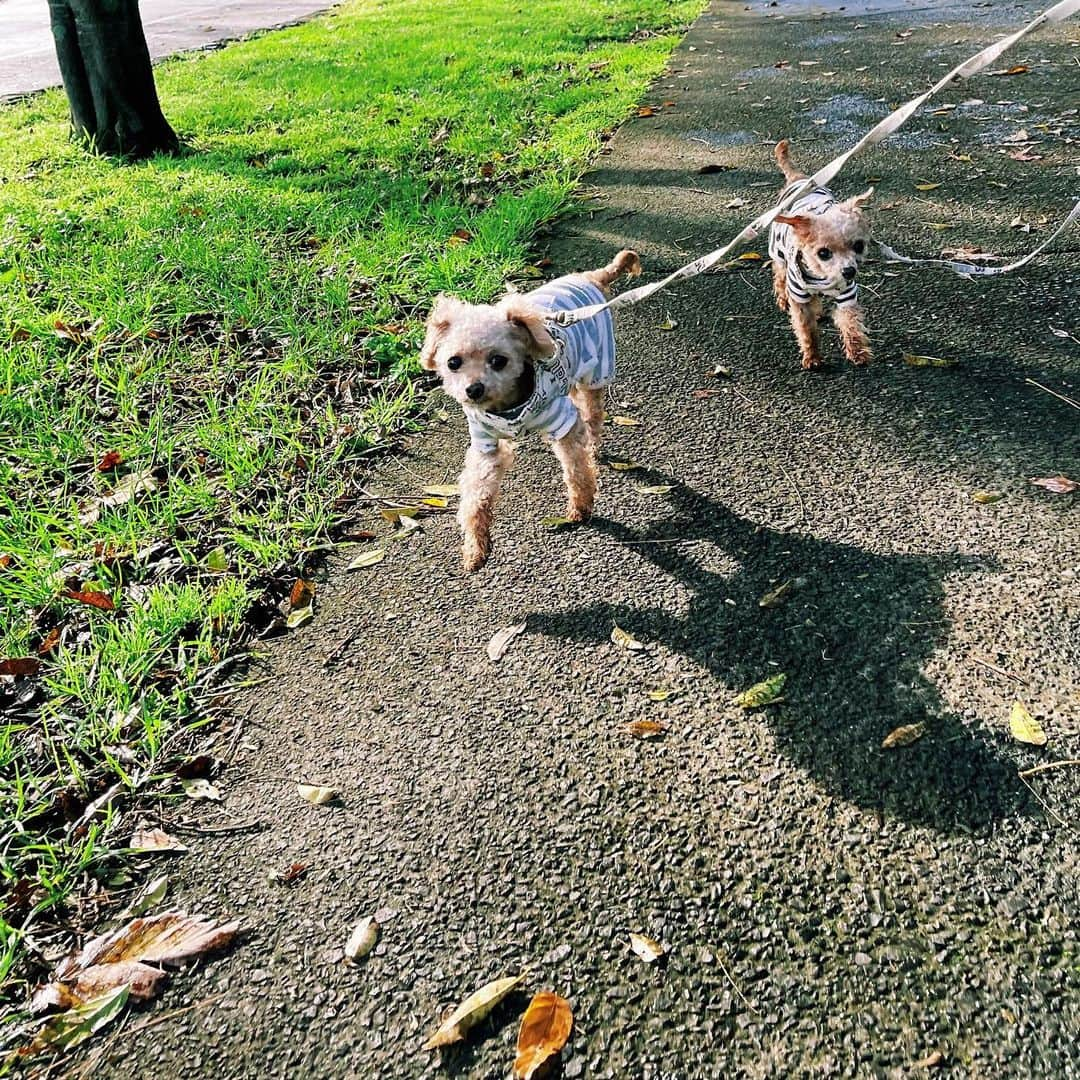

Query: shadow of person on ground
[527,473,1031,834]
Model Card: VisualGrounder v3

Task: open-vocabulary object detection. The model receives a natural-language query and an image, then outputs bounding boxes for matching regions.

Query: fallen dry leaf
[423,972,525,1050]
[626,719,667,738]
[988,64,1029,76]
[972,491,1004,504]
[514,991,573,1080]
[1009,701,1047,746]
[37,627,61,655]
[297,783,337,805]
[380,506,420,523]
[758,580,793,609]
[736,672,786,709]
[914,181,942,191]
[629,933,666,963]
[286,604,314,629]
[608,461,643,471]
[634,484,673,495]
[656,317,678,331]
[1030,475,1077,494]
[56,910,240,976]
[540,516,575,529]
[636,105,656,117]
[67,960,167,1004]
[346,548,386,570]
[180,778,220,801]
[345,916,379,962]
[96,450,122,473]
[25,985,129,1054]
[0,657,40,677]
[488,622,527,662]
[912,1049,946,1068]
[738,252,762,261]
[63,589,116,611]
[646,688,675,702]
[289,579,315,608]
[423,484,460,498]
[129,828,188,854]
[611,415,641,427]
[611,625,645,652]
[123,875,169,918]
[903,353,956,368]
[881,721,926,748]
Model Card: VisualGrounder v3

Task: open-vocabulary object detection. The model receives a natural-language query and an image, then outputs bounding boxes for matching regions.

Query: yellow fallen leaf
[629,933,665,963]
[423,484,459,498]
[915,181,942,191]
[609,461,643,471]
[422,496,449,508]
[380,506,420,523]
[735,672,786,708]
[759,580,793,608]
[513,991,573,1080]
[297,783,337,805]
[1009,701,1047,746]
[634,484,673,495]
[738,252,763,260]
[611,415,642,427]
[903,354,956,368]
[423,973,526,1049]
[971,491,1004,504]
[656,317,678,331]
[541,516,575,529]
[346,549,386,570]
[881,721,926,748]
[646,688,674,702]
[611,625,645,652]
[286,604,314,629]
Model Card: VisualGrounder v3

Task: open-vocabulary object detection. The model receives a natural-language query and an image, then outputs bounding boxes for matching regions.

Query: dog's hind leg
[552,418,597,522]
[790,297,825,370]
[833,302,872,366]
[457,442,513,572]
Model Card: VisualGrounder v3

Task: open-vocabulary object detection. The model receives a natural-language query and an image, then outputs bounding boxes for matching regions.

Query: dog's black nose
[842,265,857,281]
[465,381,485,401]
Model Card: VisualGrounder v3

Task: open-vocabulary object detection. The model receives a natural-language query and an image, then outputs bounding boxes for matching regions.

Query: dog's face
[776,188,873,289]
[419,295,553,412]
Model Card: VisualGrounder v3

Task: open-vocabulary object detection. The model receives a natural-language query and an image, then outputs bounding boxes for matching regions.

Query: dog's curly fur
[420,250,640,571]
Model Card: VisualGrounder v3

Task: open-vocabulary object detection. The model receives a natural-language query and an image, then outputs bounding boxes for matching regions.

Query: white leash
[550,0,1080,327]
[876,197,1080,277]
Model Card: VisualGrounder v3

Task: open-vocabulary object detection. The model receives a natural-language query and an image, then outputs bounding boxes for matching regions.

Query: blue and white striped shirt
[465,277,616,453]
[768,182,859,307]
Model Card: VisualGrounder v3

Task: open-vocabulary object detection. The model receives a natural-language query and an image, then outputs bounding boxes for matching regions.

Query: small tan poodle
[769,139,874,369]
[420,249,641,571]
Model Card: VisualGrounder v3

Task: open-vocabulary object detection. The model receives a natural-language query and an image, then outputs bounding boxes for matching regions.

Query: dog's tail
[774,139,806,183]
[590,249,642,290]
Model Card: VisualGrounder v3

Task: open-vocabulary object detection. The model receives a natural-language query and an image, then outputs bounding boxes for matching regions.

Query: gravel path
[81,1,1078,1076]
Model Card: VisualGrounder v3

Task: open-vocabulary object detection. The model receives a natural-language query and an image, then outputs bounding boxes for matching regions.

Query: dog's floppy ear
[499,296,556,358]
[844,186,874,211]
[774,214,814,239]
[419,294,463,370]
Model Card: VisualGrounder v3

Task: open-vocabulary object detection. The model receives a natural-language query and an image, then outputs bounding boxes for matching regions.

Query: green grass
[0,0,703,999]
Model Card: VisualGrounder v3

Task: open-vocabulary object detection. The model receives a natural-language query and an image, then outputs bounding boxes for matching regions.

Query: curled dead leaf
[0,657,41,677]
[180,778,221,801]
[345,916,380,962]
[735,672,786,708]
[629,933,665,963]
[422,972,525,1050]
[626,719,667,738]
[488,622,527,662]
[1030,475,1077,495]
[758,580,793,609]
[881,721,926,748]
[346,548,386,570]
[971,491,1004,504]
[63,589,116,611]
[514,991,573,1080]
[25,985,129,1054]
[610,415,641,427]
[297,783,337,805]
[608,460,643,472]
[129,828,188,854]
[611,625,645,652]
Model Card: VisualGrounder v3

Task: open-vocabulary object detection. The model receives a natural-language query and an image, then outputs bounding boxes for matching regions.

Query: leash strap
[875,198,1080,277]
[550,0,1080,327]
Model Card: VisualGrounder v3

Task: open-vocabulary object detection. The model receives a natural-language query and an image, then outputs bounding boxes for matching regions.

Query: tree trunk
[47,0,179,158]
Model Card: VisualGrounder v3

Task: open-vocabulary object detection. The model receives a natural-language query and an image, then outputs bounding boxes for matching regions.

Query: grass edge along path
[0,0,705,1005]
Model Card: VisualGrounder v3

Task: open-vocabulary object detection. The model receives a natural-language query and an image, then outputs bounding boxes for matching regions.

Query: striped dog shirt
[768,182,859,308]
[465,276,615,454]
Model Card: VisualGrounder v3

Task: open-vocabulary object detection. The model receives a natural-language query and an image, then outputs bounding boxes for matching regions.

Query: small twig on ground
[1018,775,1069,828]
[1025,378,1080,411]
[778,461,809,527]
[971,655,1028,684]
[324,625,363,667]
[1019,759,1080,779]
[170,819,265,835]
[714,947,759,1015]
[127,991,230,1038]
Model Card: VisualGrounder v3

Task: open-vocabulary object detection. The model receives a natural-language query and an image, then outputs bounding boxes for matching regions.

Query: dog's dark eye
[852,240,865,255]
[447,355,463,371]
[489,353,509,371]
[817,247,832,261]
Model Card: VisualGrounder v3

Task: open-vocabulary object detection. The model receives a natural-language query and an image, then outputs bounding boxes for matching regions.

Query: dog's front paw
[846,346,872,366]
[461,536,491,572]
[564,503,593,524]
[801,353,825,371]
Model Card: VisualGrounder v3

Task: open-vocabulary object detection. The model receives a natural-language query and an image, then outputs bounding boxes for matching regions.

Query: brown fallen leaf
[1009,701,1047,746]
[66,960,168,1003]
[63,589,116,611]
[289,579,315,608]
[56,911,240,978]
[96,450,123,472]
[0,657,40,677]
[129,828,189,854]
[758,580,793,609]
[636,105,656,117]
[912,1049,946,1068]
[37,627,61,655]
[626,720,667,738]
[1030,475,1077,494]
[988,64,1029,76]
[611,625,645,652]
[423,972,525,1050]
[514,991,573,1080]
[488,622,527,662]
[881,721,926,748]
[902,353,956,368]
[629,933,666,963]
